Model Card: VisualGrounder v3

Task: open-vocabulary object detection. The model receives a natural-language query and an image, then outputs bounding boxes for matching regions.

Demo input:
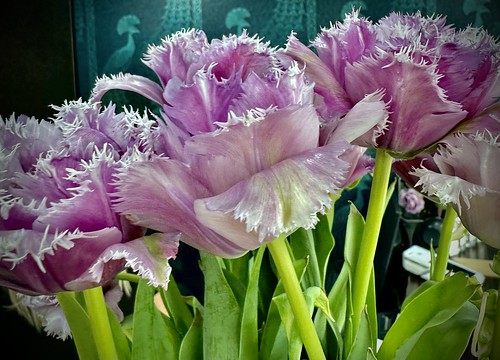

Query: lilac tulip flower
[410,131,500,249]
[284,11,499,158]
[0,100,178,297]
[87,29,382,258]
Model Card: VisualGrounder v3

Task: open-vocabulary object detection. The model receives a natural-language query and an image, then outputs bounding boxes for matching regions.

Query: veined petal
[345,52,467,156]
[194,141,349,243]
[90,73,164,105]
[185,104,320,195]
[195,30,275,81]
[113,157,248,257]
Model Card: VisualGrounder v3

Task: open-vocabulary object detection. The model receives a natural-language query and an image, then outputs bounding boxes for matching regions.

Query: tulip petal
[194,141,349,242]
[162,66,242,134]
[345,52,467,155]
[185,104,320,195]
[143,28,208,85]
[90,73,165,105]
[113,157,248,257]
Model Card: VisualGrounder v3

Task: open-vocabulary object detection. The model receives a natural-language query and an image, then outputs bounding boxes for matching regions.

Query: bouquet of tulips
[1,10,499,360]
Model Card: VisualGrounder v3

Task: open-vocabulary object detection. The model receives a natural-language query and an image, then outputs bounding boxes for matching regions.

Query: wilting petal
[194,141,349,243]
[185,105,320,195]
[345,52,467,156]
[90,73,164,105]
[86,232,179,289]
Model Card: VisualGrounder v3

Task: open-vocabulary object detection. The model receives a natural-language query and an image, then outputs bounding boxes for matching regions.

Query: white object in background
[402,245,485,283]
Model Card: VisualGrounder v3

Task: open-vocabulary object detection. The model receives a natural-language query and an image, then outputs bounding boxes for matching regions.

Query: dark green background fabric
[73,0,500,98]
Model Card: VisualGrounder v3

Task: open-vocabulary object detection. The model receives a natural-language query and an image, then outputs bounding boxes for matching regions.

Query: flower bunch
[1,10,499,360]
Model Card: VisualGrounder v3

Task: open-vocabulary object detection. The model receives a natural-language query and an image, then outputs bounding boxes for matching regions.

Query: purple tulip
[411,131,500,249]
[284,11,499,158]
[0,100,178,297]
[91,29,380,258]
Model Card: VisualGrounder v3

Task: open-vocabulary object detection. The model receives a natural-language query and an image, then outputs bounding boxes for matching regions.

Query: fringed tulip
[411,131,500,249]
[0,101,179,296]
[284,10,499,158]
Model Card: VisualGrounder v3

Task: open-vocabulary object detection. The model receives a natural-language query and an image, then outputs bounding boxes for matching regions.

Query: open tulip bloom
[1,10,500,360]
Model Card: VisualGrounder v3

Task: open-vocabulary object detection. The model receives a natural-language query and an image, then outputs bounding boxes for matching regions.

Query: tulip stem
[351,148,393,335]
[83,286,119,360]
[267,234,326,360]
[431,205,457,281]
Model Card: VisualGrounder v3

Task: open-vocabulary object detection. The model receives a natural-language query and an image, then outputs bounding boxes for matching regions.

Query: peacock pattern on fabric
[73,0,500,99]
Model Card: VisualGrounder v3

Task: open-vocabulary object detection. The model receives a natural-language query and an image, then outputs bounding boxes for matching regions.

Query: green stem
[83,286,119,360]
[56,291,98,360]
[267,234,326,360]
[351,148,393,333]
[431,205,457,281]
[117,270,141,283]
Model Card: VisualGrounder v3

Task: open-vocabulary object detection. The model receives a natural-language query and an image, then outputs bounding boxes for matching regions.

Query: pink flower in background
[399,187,425,214]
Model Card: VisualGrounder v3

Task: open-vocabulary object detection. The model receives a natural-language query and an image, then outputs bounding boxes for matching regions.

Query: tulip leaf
[377,272,481,360]
[346,306,376,360]
[398,301,479,360]
[239,246,266,360]
[160,275,193,337]
[273,286,329,360]
[106,307,131,360]
[200,251,241,360]
[131,279,181,360]
[179,296,204,360]
[56,291,99,360]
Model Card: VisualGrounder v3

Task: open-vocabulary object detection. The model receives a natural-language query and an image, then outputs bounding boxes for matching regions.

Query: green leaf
[346,306,375,360]
[377,272,481,360]
[239,246,266,360]
[160,275,193,337]
[131,279,181,360]
[332,202,367,356]
[400,301,479,360]
[107,307,131,360]
[179,296,204,360]
[56,291,99,360]
[491,251,500,276]
[200,251,241,360]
